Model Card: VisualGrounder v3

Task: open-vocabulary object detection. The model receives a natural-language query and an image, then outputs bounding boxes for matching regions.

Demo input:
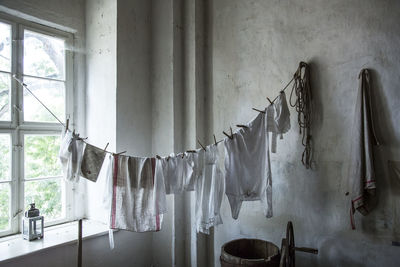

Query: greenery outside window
[0,14,74,237]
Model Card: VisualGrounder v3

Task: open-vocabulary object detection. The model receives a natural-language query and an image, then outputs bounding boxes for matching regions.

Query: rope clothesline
[12,62,311,160]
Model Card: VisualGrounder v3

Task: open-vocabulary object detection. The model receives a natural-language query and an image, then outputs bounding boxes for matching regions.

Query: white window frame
[0,13,74,238]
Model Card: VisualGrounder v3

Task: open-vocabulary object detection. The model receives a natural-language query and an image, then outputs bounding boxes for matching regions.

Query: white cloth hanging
[59,130,85,182]
[349,69,380,229]
[184,149,204,191]
[109,155,167,232]
[194,144,225,234]
[266,91,291,153]
[224,110,272,219]
[161,153,194,194]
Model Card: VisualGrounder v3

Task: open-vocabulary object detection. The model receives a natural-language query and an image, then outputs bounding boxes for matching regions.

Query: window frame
[0,13,75,237]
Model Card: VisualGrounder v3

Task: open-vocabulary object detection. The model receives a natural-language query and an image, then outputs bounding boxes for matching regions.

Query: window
[0,14,73,237]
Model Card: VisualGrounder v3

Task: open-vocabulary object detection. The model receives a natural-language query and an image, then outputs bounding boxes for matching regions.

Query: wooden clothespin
[186,150,197,153]
[65,119,69,133]
[156,155,162,160]
[213,134,217,145]
[252,108,265,114]
[236,124,249,129]
[223,127,234,140]
[104,142,109,151]
[266,97,273,104]
[197,139,206,151]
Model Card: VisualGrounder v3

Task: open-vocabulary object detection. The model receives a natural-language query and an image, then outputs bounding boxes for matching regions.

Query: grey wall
[210,0,400,266]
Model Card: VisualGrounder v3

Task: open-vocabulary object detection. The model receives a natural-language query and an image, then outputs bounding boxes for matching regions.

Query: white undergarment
[224,110,272,219]
[194,144,225,234]
[161,154,194,194]
[266,91,290,153]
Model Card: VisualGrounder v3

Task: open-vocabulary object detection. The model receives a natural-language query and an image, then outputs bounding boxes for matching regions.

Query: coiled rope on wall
[289,62,313,169]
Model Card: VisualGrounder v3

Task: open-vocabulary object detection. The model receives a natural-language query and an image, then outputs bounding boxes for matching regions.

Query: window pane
[23,77,65,123]
[25,178,64,222]
[0,22,11,72]
[0,134,11,181]
[0,73,11,121]
[25,134,61,179]
[0,183,10,231]
[23,30,65,80]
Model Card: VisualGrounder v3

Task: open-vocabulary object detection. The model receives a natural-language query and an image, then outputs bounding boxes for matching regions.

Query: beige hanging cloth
[349,69,380,229]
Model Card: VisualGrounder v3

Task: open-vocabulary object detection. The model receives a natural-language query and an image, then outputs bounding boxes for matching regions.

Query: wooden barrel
[220,238,281,267]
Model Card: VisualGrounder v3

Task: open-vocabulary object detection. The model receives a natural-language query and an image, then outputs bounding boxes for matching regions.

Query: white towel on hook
[349,69,380,229]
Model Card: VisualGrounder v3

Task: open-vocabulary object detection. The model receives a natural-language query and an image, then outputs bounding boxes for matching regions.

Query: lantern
[22,203,44,241]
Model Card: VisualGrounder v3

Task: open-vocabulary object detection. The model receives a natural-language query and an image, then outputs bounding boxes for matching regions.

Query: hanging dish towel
[80,143,107,182]
[349,69,380,229]
[109,155,167,232]
[59,130,85,182]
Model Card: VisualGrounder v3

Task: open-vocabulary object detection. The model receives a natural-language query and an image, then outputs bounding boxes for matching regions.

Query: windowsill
[0,219,109,263]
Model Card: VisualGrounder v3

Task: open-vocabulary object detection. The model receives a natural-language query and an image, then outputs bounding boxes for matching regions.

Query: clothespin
[252,108,265,114]
[186,150,197,153]
[223,127,234,140]
[197,139,206,151]
[65,119,69,133]
[104,142,109,151]
[236,124,249,129]
[156,155,162,160]
[266,97,273,104]
[213,134,217,145]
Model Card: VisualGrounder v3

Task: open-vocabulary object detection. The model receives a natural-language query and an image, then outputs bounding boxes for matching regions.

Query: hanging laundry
[59,130,85,182]
[349,69,380,229]
[161,153,194,194]
[109,155,167,232]
[194,144,225,234]
[81,143,107,182]
[184,149,204,191]
[267,91,291,153]
[225,110,272,219]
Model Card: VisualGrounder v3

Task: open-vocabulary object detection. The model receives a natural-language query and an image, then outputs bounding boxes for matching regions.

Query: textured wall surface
[211,0,400,266]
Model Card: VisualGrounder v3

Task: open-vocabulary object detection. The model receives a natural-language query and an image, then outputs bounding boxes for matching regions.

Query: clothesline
[12,66,298,158]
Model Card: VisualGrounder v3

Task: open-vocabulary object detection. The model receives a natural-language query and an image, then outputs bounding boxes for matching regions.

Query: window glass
[0,183,10,231]
[23,30,65,80]
[24,178,63,221]
[0,134,11,181]
[0,73,11,121]
[23,77,65,123]
[24,134,61,179]
[0,22,11,72]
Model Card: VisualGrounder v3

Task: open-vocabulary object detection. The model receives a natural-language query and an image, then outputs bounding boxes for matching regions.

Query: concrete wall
[210,0,400,266]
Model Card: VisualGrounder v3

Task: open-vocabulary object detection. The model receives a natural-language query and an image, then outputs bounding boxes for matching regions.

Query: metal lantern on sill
[22,203,44,241]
